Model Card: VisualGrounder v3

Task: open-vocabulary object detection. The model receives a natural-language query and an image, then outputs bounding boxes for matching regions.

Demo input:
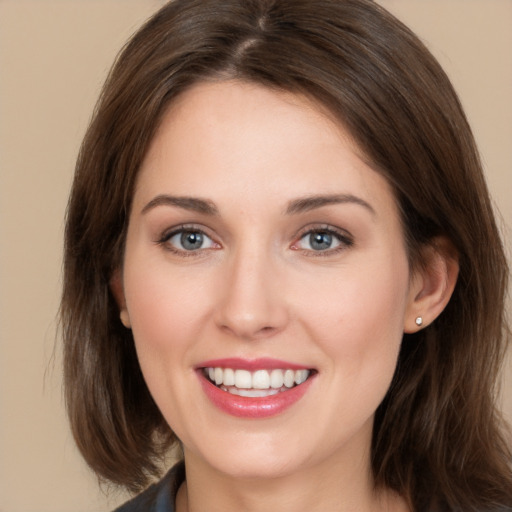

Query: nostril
[219,323,276,341]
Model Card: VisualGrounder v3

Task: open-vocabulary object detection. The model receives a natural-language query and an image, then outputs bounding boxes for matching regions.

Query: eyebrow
[285,194,376,216]
[141,195,219,215]
[141,193,375,217]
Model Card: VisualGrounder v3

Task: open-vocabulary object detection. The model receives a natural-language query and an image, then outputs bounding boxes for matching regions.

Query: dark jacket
[113,463,185,512]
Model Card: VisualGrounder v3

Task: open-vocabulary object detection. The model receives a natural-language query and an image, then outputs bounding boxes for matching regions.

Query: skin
[114,80,457,512]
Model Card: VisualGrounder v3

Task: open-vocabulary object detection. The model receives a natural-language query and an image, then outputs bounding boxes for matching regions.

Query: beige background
[0,1,510,511]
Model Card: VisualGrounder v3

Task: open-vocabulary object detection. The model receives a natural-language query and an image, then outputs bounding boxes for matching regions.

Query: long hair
[61,0,512,509]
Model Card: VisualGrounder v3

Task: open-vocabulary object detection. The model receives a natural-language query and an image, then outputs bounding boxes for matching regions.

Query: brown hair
[62,0,512,509]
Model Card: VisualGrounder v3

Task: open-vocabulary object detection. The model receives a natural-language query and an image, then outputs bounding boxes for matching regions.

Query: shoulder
[113,462,185,512]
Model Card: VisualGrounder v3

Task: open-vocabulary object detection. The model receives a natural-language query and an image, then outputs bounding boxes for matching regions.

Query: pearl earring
[415,316,423,327]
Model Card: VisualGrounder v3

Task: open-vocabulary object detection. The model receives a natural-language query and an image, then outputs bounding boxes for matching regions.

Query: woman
[61,0,512,510]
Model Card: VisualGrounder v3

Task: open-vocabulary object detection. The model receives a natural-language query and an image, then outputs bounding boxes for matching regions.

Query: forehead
[133,80,397,219]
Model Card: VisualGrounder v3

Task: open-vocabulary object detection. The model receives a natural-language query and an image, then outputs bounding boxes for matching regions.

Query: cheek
[122,261,215,429]
[123,259,213,362]
[302,256,409,372]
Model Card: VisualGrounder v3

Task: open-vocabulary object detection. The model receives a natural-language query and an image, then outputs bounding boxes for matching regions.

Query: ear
[110,269,131,329]
[404,237,459,333]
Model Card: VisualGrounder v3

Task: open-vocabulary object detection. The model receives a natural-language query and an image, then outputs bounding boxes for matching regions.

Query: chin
[216,455,303,481]
[187,434,309,481]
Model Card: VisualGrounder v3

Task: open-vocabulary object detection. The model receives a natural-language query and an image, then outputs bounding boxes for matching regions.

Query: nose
[214,245,289,341]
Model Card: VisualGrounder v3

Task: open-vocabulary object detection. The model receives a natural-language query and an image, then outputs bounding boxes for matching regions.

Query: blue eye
[306,231,336,251]
[294,228,352,253]
[164,229,217,252]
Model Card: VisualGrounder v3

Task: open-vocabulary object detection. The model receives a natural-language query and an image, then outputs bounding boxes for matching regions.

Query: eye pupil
[181,231,203,250]
[310,232,332,250]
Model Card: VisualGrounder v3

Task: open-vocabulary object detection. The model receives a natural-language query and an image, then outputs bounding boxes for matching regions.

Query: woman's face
[118,81,419,480]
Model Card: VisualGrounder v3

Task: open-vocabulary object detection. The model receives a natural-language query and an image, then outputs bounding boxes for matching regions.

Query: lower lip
[198,371,315,418]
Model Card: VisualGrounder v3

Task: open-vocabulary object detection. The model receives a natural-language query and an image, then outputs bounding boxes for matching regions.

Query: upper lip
[196,357,312,371]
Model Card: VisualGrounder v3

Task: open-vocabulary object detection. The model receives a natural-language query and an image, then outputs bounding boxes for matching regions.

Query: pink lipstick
[196,358,316,418]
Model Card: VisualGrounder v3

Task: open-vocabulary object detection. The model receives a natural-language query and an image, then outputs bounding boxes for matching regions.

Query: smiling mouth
[203,367,313,398]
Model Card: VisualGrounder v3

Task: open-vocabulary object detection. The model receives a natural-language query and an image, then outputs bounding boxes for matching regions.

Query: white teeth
[214,367,223,385]
[205,367,311,390]
[234,369,252,389]
[295,369,309,385]
[284,369,295,388]
[252,370,270,389]
[223,368,235,386]
[222,386,281,397]
[270,369,284,388]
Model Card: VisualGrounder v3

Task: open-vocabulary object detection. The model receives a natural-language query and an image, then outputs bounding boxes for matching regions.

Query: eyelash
[156,224,219,257]
[291,226,354,257]
[156,224,354,257]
